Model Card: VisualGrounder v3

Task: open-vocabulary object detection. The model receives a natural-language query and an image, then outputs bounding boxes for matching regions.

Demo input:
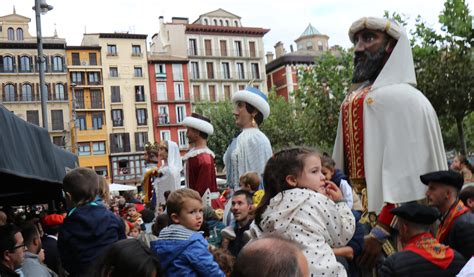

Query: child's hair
[239,172,260,191]
[321,155,336,170]
[164,190,171,202]
[98,176,110,205]
[166,188,202,220]
[255,147,320,226]
[152,214,169,237]
[62,167,99,206]
[210,247,235,276]
[125,203,136,212]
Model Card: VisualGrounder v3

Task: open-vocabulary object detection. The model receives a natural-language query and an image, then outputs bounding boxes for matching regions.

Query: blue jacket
[151,224,224,277]
[58,202,125,276]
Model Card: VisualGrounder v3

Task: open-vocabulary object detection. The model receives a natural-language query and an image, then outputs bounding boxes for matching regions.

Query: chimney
[171,17,189,24]
[266,52,274,63]
[274,41,286,59]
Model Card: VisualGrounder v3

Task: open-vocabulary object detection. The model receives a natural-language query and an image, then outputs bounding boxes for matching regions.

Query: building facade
[0,12,71,148]
[151,9,270,103]
[147,55,191,154]
[266,24,330,100]
[82,33,153,184]
[66,46,110,178]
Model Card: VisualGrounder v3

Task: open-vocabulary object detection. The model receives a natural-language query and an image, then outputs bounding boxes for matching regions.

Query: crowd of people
[1,16,474,277]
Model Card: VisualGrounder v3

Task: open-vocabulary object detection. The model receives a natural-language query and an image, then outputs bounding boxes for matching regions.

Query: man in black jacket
[422,170,474,259]
[379,203,465,276]
[0,224,24,277]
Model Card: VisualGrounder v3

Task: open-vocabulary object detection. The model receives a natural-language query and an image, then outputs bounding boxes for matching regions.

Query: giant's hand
[357,235,382,268]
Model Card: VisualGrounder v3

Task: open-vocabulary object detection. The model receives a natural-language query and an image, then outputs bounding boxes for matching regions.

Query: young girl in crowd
[250,147,355,277]
[124,204,143,226]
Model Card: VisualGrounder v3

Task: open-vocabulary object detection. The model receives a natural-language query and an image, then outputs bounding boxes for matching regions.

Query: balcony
[187,48,264,59]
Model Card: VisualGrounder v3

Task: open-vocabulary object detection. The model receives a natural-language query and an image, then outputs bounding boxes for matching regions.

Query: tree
[411,0,473,154]
[293,49,353,152]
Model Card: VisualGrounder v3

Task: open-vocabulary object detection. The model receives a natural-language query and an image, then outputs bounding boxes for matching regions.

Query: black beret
[391,203,440,225]
[420,170,464,190]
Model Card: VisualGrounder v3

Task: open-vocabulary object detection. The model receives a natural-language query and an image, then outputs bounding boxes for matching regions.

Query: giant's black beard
[352,45,387,83]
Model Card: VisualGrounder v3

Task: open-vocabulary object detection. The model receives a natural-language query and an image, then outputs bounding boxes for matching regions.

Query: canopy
[109,183,137,192]
[0,104,78,205]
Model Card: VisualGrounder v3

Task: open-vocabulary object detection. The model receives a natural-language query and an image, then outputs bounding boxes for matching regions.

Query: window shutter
[124,133,131,152]
[109,134,116,153]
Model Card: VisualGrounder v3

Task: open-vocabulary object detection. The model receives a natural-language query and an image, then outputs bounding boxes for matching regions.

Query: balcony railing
[188,48,263,58]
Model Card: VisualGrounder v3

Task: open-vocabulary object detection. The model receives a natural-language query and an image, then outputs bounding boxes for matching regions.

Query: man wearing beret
[182,113,218,196]
[422,170,474,259]
[379,203,465,276]
[332,17,447,268]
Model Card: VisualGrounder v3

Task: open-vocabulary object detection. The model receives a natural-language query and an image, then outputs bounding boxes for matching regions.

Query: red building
[148,55,192,154]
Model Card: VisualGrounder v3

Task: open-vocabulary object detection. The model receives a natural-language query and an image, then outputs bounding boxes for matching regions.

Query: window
[21,84,33,101]
[52,56,64,72]
[111,86,121,103]
[160,130,170,141]
[224,85,231,101]
[110,133,130,153]
[156,83,167,101]
[318,41,323,51]
[136,108,147,125]
[7,27,14,40]
[71,53,80,65]
[90,90,103,108]
[178,129,188,148]
[206,62,214,79]
[109,67,118,77]
[112,109,124,127]
[88,72,100,84]
[134,67,143,77]
[306,41,313,50]
[213,19,218,25]
[209,85,216,102]
[222,62,230,79]
[51,110,64,131]
[132,45,141,55]
[26,110,39,126]
[251,63,260,79]
[234,20,239,27]
[135,86,145,102]
[204,39,212,56]
[174,82,184,100]
[135,132,148,151]
[92,113,103,130]
[75,90,85,109]
[3,56,14,72]
[204,19,208,25]
[188,39,197,55]
[16,28,23,40]
[53,136,65,147]
[220,19,223,26]
[93,142,106,155]
[78,143,91,156]
[158,106,169,124]
[249,41,256,58]
[220,40,228,56]
[190,62,199,79]
[19,56,32,72]
[193,85,201,102]
[76,113,87,130]
[107,44,117,55]
[234,41,242,57]
[95,166,108,177]
[236,63,245,79]
[71,72,83,85]
[89,53,97,65]
[54,83,65,100]
[172,64,183,80]
[176,105,186,123]
[238,84,246,91]
[155,64,166,79]
[226,20,230,26]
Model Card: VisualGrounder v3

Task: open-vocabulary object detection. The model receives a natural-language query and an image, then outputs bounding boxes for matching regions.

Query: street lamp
[33,0,53,129]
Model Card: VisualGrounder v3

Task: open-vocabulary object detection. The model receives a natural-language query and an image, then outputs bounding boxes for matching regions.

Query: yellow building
[0,11,71,148]
[66,46,110,178]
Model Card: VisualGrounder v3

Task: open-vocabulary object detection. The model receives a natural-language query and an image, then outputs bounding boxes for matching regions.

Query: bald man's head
[231,235,309,277]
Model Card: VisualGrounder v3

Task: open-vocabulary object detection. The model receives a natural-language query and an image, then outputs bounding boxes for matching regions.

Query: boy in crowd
[460,185,474,212]
[240,171,264,208]
[58,168,125,276]
[151,188,224,276]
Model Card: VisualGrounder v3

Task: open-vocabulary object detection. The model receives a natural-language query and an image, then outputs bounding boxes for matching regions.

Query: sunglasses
[9,244,26,252]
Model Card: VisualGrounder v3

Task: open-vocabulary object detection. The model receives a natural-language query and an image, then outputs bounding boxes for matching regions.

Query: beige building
[0,11,71,149]
[82,33,153,184]
[151,9,270,102]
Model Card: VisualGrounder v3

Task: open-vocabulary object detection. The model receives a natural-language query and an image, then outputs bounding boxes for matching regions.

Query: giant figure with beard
[332,17,447,268]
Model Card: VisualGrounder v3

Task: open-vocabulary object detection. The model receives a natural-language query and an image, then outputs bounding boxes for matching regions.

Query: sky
[2,0,473,54]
